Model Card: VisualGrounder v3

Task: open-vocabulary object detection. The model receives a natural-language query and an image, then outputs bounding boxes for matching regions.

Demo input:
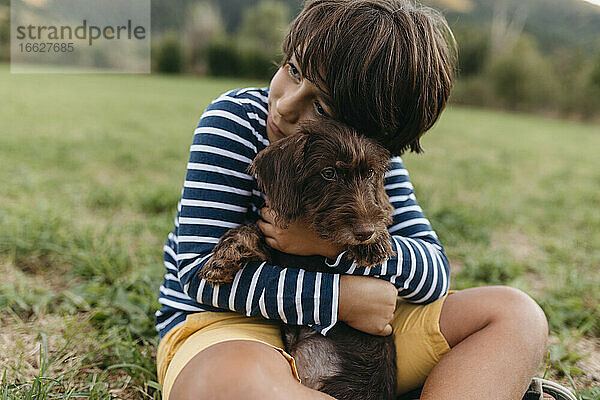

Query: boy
[156,1,549,399]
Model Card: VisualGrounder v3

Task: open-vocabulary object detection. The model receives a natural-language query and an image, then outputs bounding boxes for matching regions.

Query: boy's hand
[338,275,397,336]
[258,207,343,259]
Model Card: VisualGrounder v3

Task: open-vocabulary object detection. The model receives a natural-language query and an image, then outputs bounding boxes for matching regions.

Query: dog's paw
[199,256,239,285]
[199,235,268,285]
[197,224,271,285]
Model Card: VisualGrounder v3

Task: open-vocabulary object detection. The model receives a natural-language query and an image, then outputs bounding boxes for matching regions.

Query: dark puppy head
[250,119,394,254]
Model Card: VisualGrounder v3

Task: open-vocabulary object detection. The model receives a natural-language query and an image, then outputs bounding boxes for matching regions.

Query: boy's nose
[276,96,301,124]
[277,88,309,124]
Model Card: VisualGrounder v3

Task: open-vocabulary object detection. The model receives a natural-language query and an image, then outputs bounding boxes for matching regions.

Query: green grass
[1,63,599,398]
[406,106,600,337]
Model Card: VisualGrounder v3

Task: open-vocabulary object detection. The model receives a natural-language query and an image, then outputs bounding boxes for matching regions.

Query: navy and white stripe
[155,88,450,339]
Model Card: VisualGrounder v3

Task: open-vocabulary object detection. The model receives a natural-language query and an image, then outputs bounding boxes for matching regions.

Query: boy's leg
[421,286,549,400]
[169,340,334,400]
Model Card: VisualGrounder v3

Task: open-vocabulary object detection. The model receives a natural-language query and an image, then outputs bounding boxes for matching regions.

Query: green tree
[184,1,225,74]
[205,0,290,79]
[591,51,600,90]
[573,51,600,118]
[0,5,9,61]
[453,24,489,77]
[486,35,559,110]
[237,0,290,57]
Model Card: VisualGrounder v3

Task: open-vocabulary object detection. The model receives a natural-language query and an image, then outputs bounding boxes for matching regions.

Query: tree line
[150,0,600,119]
[1,0,598,119]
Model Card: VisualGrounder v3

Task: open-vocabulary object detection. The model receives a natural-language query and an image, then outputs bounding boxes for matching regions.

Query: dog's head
[250,119,393,248]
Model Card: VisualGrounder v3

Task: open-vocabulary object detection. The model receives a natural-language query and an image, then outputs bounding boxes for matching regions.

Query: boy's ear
[249,134,307,226]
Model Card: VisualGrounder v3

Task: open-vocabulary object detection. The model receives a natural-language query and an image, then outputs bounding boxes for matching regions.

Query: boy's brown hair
[282,0,457,155]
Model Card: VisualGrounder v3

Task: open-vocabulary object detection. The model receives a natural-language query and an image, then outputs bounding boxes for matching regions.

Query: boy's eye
[315,102,328,117]
[287,62,301,80]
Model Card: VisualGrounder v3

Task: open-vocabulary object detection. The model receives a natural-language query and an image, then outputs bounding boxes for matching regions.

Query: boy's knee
[493,287,547,325]
[169,340,293,400]
[489,286,549,348]
[441,286,548,350]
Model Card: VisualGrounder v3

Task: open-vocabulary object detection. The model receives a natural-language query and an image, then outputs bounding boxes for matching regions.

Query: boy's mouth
[268,115,285,139]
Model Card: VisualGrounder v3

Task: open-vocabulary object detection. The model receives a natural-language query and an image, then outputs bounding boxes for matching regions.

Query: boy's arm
[328,157,450,304]
[170,93,344,334]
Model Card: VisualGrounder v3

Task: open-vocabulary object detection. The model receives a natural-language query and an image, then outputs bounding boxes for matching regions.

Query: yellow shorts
[157,294,451,399]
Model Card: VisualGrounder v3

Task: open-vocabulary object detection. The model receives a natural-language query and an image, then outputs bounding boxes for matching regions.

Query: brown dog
[200,119,397,400]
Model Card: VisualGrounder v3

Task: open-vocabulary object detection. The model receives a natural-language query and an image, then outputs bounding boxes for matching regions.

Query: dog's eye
[367,169,375,179]
[321,167,337,181]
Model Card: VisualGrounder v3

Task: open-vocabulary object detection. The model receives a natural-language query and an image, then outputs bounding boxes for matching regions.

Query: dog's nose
[352,224,375,242]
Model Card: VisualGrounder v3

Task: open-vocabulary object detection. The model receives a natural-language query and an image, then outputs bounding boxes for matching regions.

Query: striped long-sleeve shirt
[155,88,450,339]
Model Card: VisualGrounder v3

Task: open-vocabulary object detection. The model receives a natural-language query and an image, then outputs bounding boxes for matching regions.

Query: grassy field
[1,63,599,399]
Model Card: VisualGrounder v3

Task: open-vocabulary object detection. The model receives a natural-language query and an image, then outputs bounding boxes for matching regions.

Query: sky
[582,0,600,6]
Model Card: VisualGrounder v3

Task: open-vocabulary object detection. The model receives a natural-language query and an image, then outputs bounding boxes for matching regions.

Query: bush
[556,56,600,118]
[237,0,289,57]
[154,31,185,74]
[578,69,600,118]
[0,5,9,62]
[451,75,496,107]
[205,39,242,78]
[450,30,599,119]
[485,36,560,111]
[453,24,490,77]
[203,0,287,80]
[239,42,278,79]
[591,52,600,89]
[206,38,276,80]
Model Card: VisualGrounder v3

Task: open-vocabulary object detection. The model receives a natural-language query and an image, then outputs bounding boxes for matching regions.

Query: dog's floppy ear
[249,134,307,226]
[369,141,395,220]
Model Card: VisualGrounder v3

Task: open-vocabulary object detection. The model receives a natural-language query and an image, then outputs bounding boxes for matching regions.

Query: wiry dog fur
[200,119,397,400]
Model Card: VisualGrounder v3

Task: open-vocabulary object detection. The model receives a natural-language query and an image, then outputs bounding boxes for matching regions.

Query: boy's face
[266,55,333,143]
